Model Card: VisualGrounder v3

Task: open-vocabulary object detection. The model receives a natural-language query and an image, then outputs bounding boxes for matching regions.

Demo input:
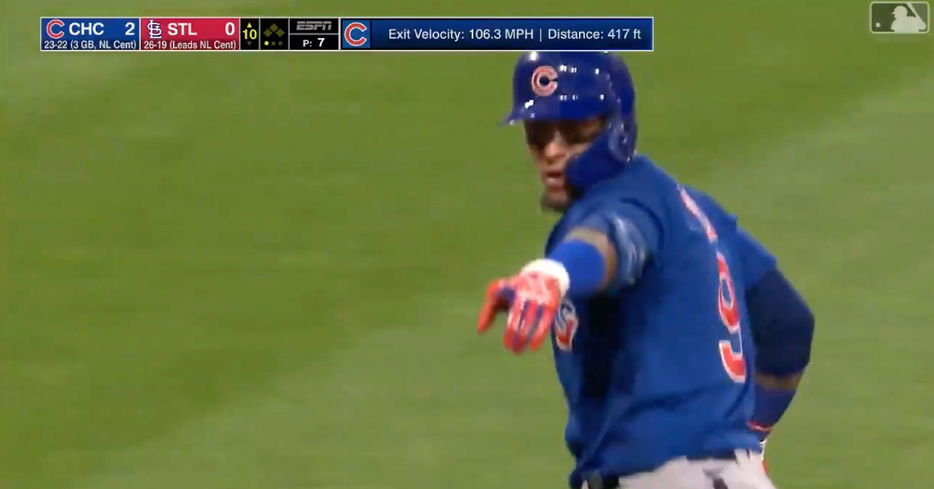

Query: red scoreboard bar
[140,17,239,51]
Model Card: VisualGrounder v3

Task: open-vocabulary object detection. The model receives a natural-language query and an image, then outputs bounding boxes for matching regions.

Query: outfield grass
[2,1,933,488]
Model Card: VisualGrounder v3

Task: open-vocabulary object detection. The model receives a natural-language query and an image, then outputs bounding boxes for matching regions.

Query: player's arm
[559,202,660,293]
[477,202,659,353]
[736,230,815,442]
[746,267,814,439]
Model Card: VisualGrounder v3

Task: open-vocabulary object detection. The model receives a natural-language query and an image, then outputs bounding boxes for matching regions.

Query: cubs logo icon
[342,20,370,48]
[46,19,65,39]
[554,299,579,351]
[530,65,559,97]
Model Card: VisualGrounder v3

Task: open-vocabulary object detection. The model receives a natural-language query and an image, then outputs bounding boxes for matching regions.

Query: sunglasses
[523,117,606,150]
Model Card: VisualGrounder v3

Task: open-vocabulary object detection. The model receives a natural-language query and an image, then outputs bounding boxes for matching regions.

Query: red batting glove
[477,259,570,354]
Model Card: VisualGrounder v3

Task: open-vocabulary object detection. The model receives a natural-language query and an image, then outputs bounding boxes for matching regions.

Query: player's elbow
[756,301,814,377]
[783,302,814,367]
[748,269,815,376]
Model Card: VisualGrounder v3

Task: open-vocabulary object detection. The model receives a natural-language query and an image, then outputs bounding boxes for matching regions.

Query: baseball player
[891,4,928,32]
[477,52,814,489]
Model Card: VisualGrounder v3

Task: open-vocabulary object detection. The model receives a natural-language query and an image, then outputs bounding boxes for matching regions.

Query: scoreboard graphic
[39,17,655,52]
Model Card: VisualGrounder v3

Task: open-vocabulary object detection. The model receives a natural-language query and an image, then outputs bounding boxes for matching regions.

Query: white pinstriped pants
[583,450,778,489]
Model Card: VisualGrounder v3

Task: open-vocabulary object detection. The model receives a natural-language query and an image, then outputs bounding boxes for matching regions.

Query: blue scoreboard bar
[41,17,140,51]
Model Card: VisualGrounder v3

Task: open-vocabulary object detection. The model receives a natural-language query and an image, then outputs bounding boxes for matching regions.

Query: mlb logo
[341,19,370,48]
[870,2,930,33]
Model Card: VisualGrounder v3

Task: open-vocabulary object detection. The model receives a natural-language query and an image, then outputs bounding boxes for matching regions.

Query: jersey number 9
[679,187,748,383]
[716,252,746,382]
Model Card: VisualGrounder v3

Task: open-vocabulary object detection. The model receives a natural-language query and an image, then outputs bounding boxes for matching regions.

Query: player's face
[524,116,605,211]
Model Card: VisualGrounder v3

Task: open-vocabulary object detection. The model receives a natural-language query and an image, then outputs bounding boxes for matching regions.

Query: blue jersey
[545,155,776,487]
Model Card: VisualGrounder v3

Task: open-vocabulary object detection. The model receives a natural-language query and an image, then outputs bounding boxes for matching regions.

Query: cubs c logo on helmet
[554,299,579,351]
[530,65,559,97]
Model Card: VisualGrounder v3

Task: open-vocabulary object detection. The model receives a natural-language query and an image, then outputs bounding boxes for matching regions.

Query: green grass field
[2,1,933,488]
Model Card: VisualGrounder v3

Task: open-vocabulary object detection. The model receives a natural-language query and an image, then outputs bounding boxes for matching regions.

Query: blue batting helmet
[503,51,638,191]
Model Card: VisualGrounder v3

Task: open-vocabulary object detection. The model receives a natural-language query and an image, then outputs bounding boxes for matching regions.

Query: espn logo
[870,2,930,34]
[341,19,370,48]
[295,20,334,33]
